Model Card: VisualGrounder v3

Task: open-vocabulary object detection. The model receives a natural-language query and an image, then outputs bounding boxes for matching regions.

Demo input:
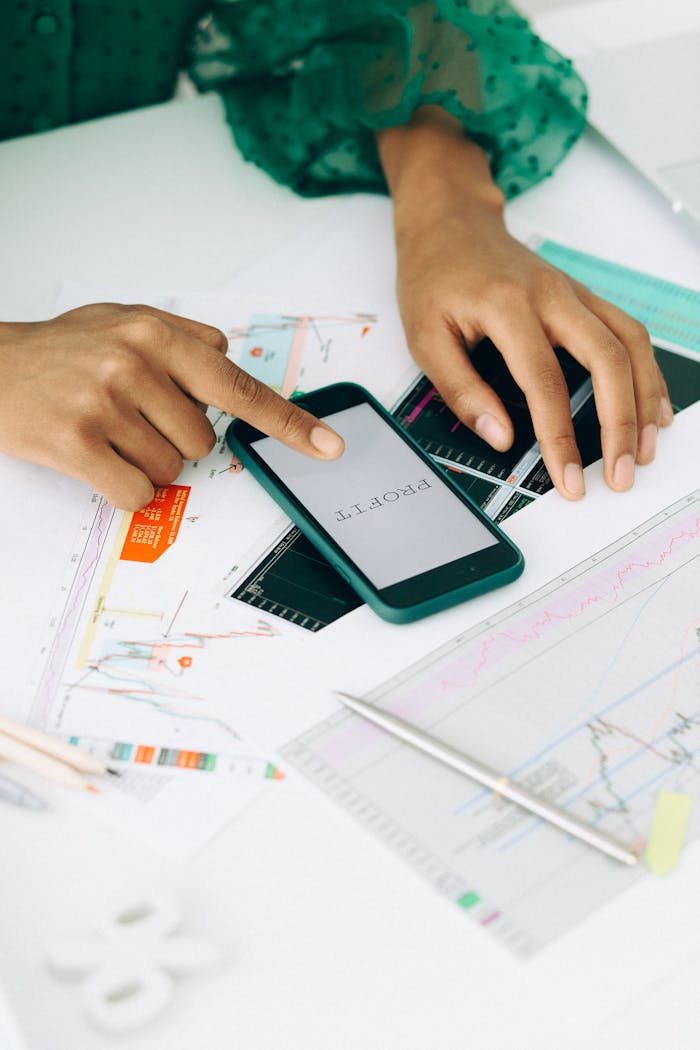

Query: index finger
[166,336,344,460]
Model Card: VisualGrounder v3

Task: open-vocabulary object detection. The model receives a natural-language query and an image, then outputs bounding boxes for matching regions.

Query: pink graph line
[317,511,700,766]
[452,515,700,695]
[406,387,436,423]
[31,498,113,726]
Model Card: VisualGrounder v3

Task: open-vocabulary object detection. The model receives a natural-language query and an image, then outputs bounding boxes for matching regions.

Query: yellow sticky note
[644,790,693,875]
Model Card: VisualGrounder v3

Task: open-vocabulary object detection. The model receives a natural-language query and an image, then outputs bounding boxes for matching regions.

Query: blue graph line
[452,646,699,818]
[498,705,700,854]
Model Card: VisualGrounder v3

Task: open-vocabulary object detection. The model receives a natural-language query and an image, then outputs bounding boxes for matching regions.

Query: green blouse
[1,1,587,199]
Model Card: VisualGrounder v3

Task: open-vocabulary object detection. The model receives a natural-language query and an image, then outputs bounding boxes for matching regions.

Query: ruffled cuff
[189,0,588,199]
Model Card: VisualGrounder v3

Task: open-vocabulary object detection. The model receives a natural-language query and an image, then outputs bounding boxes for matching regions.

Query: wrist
[0,320,38,340]
[0,321,31,355]
[376,109,505,226]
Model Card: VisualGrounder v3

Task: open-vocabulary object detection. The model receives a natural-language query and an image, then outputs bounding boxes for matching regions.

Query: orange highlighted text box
[120,485,191,564]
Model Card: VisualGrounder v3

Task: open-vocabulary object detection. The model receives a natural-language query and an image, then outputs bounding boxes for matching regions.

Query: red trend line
[92,627,275,664]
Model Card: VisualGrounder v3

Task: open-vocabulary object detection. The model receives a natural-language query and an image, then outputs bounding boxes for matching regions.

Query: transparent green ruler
[534,239,700,354]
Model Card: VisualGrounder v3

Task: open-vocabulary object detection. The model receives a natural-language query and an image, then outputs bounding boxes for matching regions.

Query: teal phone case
[226,383,524,624]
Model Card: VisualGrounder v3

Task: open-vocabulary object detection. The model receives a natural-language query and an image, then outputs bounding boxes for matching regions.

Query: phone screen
[251,402,499,590]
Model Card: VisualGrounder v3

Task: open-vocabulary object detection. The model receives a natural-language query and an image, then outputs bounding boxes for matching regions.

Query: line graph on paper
[29,484,286,751]
[282,490,700,956]
[26,304,400,757]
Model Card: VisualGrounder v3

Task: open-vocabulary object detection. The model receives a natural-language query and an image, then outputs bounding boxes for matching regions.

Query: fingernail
[475,413,509,449]
[563,462,585,499]
[659,397,674,426]
[637,423,657,464]
[613,453,635,490]
[310,426,344,458]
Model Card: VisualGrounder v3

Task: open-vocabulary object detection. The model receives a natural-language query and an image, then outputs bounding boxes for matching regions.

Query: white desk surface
[2,57,700,1050]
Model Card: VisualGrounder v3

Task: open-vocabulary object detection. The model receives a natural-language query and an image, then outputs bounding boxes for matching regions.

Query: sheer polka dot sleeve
[189,0,588,199]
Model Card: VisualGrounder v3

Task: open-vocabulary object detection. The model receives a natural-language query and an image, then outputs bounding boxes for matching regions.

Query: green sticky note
[644,790,693,875]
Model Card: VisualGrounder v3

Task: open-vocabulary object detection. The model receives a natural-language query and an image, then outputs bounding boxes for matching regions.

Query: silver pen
[334,691,638,867]
[0,771,47,811]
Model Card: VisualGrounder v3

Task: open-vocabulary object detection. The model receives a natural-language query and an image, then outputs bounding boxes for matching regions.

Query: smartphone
[226,383,524,624]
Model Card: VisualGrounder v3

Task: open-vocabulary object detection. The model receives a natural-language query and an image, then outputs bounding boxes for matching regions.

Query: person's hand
[0,304,344,509]
[378,115,673,500]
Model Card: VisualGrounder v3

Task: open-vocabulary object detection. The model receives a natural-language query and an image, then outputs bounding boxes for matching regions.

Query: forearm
[375,106,505,231]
